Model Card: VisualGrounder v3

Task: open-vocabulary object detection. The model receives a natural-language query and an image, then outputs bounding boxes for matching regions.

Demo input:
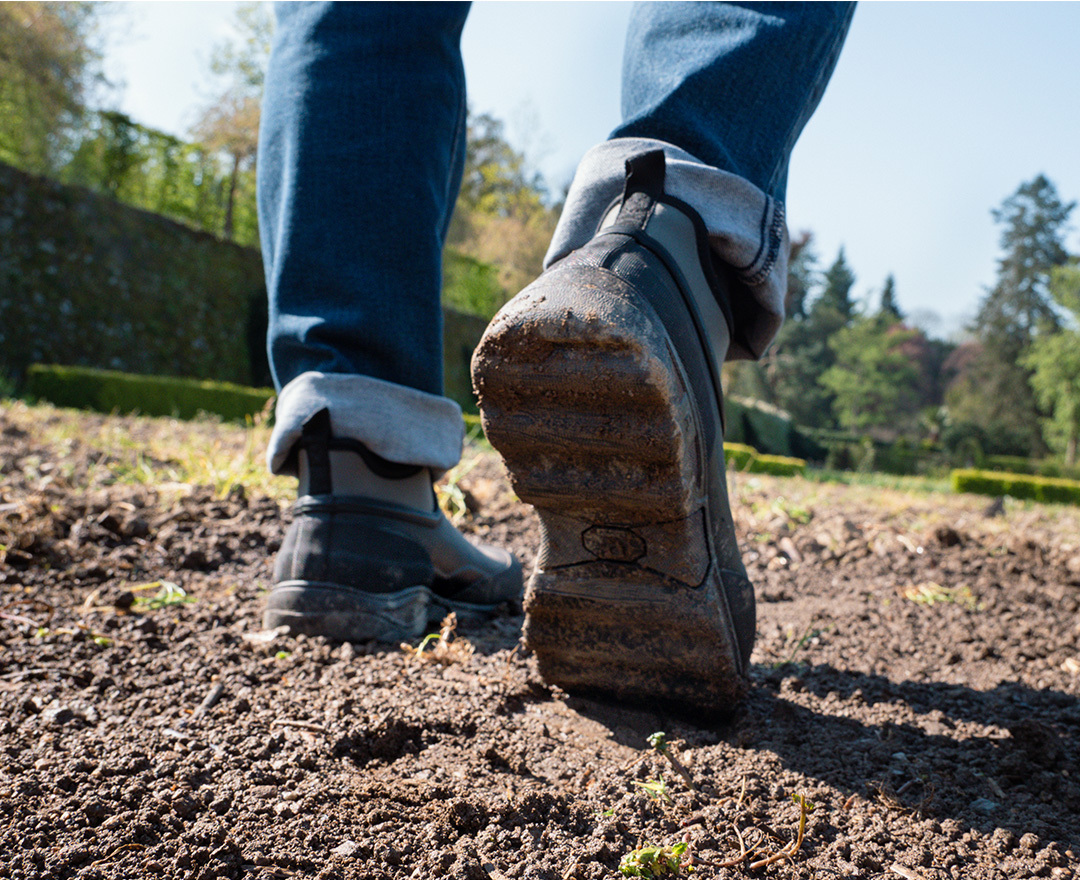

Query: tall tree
[951,175,1076,454]
[813,247,856,325]
[1022,262,1080,464]
[0,2,103,173]
[974,174,1074,355]
[190,2,272,240]
[878,274,903,321]
[764,245,855,428]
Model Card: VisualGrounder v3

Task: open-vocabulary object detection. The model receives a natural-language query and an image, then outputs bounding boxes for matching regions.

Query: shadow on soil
[566,662,1079,853]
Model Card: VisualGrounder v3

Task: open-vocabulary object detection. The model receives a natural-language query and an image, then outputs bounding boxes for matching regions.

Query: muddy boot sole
[473,265,745,713]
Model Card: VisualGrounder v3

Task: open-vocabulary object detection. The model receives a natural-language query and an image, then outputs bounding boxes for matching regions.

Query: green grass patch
[803,468,952,494]
[951,468,1080,506]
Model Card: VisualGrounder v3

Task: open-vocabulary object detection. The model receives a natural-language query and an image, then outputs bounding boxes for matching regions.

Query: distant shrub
[983,455,1080,482]
[25,364,274,422]
[723,442,757,470]
[951,468,1080,506]
[748,454,806,477]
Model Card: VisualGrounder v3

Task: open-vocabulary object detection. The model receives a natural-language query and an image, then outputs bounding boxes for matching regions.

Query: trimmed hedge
[723,442,757,471]
[983,455,1080,482]
[951,468,1080,506]
[749,454,807,477]
[25,364,274,422]
[723,442,806,477]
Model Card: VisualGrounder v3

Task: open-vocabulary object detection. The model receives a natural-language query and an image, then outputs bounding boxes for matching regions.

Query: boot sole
[473,267,745,713]
[263,581,430,643]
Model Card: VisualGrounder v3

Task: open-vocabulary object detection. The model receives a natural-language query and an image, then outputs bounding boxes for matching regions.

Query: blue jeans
[259,1,854,476]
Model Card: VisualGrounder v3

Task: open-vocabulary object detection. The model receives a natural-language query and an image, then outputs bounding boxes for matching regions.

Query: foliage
[764,245,855,429]
[820,317,922,431]
[619,843,689,879]
[0,159,266,385]
[983,454,1080,481]
[447,111,560,308]
[189,2,273,241]
[724,442,758,471]
[951,176,1076,453]
[784,230,817,320]
[724,397,820,459]
[0,2,103,174]
[132,581,196,610]
[815,247,856,325]
[976,175,1074,353]
[951,468,1080,506]
[1021,262,1080,464]
[61,111,257,241]
[878,274,903,321]
[25,364,274,422]
[748,454,807,477]
[442,250,505,318]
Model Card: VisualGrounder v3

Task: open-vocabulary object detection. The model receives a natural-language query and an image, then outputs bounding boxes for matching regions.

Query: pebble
[332,840,359,858]
[970,797,999,813]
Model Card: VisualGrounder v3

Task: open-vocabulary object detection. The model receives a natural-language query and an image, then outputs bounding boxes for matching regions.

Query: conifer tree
[878,274,903,322]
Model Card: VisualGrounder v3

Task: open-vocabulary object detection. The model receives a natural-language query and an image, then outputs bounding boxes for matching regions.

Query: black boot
[264,408,523,642]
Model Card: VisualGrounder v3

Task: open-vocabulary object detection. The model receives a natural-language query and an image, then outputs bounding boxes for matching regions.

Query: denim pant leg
[549,2,855,360]
[260,2,471,476]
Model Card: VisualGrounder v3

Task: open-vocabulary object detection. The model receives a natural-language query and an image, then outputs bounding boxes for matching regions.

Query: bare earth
[1,402,1078,880]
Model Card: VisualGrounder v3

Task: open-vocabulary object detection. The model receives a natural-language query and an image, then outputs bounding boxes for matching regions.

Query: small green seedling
[633,777,673,806]
[275,650,291,660]
[436,454,481,522]
[619,843,689,878]
[647,732,697,791]
[132,581,195,610]
[902,581,981,611]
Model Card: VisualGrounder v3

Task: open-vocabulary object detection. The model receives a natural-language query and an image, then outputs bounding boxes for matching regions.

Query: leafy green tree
[819,316,921,432]
[0,2,103,173]
[63,111,230,237]
[1022,262,1080,463]
[189,2,272,241]
[447,111,559,309]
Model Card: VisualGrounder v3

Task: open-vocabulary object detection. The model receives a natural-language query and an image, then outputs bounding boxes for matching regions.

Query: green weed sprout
[647,732,697,791]
[619,843,690,878]
[633,777,673,806]
[132,581,195,610]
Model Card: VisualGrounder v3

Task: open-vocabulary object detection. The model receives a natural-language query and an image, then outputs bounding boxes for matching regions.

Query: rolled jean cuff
[267,371,465,477]
[545,137,788,360]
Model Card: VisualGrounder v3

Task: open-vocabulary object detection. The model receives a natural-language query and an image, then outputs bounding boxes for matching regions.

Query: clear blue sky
[102,1,1080,340]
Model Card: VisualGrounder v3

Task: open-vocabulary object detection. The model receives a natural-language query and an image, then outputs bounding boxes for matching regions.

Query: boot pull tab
[300,408,334,495]
[615,150,667,228]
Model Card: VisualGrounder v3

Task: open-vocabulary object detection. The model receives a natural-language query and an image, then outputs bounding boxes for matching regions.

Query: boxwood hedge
[951,468,1080,506]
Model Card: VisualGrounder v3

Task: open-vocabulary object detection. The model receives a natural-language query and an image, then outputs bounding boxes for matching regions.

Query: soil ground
[1,401,1079,880]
